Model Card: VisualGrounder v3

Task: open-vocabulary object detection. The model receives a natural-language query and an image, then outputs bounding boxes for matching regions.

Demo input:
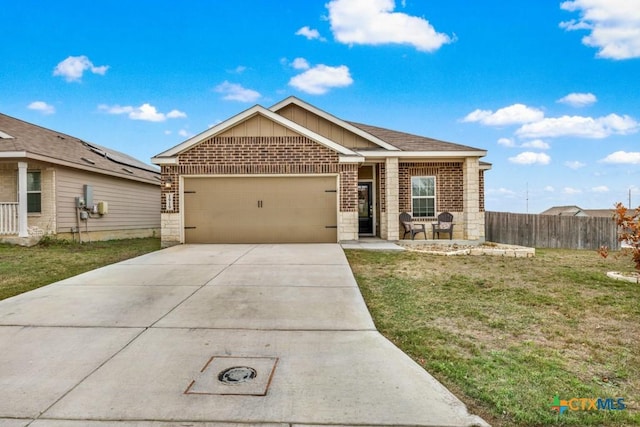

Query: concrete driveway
[0,244,488,427]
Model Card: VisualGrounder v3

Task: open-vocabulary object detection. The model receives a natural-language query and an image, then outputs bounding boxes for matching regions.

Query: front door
[358,182,373,235]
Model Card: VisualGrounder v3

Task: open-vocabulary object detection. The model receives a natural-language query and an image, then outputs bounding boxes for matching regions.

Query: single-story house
[540,205,615,218]
[0,113,161,245]
[151,96,490,247]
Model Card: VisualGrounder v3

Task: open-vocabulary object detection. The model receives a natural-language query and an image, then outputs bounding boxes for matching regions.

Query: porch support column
[463,157,481,240]
[17,162,28,237]
[384,157,399,240]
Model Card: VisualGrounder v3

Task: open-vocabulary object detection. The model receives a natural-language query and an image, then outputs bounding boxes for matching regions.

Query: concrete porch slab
[42,328,487,427]
[155,285,375,330]
[0,326,142,418]
[0,284,199,327]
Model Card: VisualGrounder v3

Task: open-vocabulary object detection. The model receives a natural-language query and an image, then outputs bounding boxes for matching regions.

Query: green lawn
[345,248,640,427]
[0,237,161,301]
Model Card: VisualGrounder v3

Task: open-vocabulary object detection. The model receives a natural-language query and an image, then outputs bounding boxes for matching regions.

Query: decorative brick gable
[161,136,356,213]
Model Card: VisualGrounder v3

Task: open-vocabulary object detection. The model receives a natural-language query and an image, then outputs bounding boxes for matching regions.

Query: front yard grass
[345,248,640,426]
[0,237,161,301]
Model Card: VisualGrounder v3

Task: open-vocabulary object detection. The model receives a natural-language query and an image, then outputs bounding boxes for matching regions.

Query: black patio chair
[399,212,426,240]
[432,212,454,239]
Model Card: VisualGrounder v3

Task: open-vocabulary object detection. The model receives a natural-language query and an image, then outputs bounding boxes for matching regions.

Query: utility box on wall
[97,201,108,215]
[84,184,93,207]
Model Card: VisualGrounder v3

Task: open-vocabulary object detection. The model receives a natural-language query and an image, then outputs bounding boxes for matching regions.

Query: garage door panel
[184,176,337,243]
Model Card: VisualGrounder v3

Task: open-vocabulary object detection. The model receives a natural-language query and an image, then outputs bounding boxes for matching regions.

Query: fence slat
[485,211,619,250]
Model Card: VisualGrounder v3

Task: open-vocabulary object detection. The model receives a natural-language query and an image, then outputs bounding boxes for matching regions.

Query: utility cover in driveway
[183,176,338,243]
[185,356,278,396]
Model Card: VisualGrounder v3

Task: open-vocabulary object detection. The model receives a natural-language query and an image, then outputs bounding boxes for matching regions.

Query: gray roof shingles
[0,113,159,184]
[348,121,485,152]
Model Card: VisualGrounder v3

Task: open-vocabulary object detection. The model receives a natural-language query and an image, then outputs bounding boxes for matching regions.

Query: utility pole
[526,182,529,213]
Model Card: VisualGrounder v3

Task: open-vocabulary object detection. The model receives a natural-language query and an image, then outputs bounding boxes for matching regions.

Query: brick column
[463,157,481,240]
[384,157,399,240]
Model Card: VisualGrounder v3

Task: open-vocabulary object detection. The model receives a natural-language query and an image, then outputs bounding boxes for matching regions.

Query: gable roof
[0,113,159,185]
[540,205,586,216]
[152,96,489,163]
[269,96,400,151]
[540,205,615,217]
[152,105,363,163]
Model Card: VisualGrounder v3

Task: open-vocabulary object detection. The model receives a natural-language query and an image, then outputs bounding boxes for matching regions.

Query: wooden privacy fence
[485,211,620,250]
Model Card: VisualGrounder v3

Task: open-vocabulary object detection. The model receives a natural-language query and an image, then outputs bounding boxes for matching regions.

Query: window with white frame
[27,171,42,213]
[411,176,435,217]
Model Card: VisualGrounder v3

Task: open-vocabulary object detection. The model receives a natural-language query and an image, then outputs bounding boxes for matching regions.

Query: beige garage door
[183,176,338,243]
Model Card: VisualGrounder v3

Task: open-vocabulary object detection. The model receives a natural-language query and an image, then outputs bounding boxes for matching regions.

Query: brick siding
[161,136,357,213]
[399,162,464,214]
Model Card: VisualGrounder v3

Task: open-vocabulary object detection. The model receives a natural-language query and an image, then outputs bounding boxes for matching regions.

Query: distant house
[0,113,160,245]
[152,96,490,246]
[540,205,615,218]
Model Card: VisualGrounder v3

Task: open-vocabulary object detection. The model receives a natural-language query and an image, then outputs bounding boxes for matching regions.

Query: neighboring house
[0,113,161,245]
[541,205,615,218]
[151,96,490,246]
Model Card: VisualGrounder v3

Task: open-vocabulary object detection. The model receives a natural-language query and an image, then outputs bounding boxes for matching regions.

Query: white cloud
[98,103,186,122]
[560,0,640,59]
[295,26,325,41]
[289,64,353,95]
[516,113,638,139]
[27,101,55,115]
[291,57,310,70]
[521,139,550,150]
[544,186,555,192]
[178,129,192,138]
[565,160,587,169]
[228,65,247,74]
[214,81,261,102]
[557,92,597,107]
[600,150,640,164]
[166,110,187,119]
[563,187,582,194]
[327,0,452,52]
[462,104,544,126]
[53,55,109,82]
[592,185,610,193]
[508,152,551,165]
[487,187,517,195]
[497,137,516,147]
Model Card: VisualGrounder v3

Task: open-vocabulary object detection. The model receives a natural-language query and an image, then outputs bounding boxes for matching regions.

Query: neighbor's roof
[0,113,159,185]
[349,121,486,153]
[582,209,615,218]
[540,205,585,216]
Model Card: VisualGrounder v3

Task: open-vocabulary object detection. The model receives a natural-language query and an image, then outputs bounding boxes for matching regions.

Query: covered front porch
[1,161,36,241]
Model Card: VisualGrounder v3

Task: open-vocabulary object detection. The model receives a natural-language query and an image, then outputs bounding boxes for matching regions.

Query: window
[411,176,435,217]
[27,171,41,213]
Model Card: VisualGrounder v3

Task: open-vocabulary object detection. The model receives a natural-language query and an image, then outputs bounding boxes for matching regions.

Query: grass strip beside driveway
[345,248,640,427]
[0,238,161,301]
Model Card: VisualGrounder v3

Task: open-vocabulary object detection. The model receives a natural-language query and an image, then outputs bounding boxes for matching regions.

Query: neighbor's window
[411,176,435,217]
[27,171,41,213]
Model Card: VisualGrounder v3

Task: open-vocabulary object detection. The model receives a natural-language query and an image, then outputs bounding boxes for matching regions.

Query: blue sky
[1,0,639,213]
